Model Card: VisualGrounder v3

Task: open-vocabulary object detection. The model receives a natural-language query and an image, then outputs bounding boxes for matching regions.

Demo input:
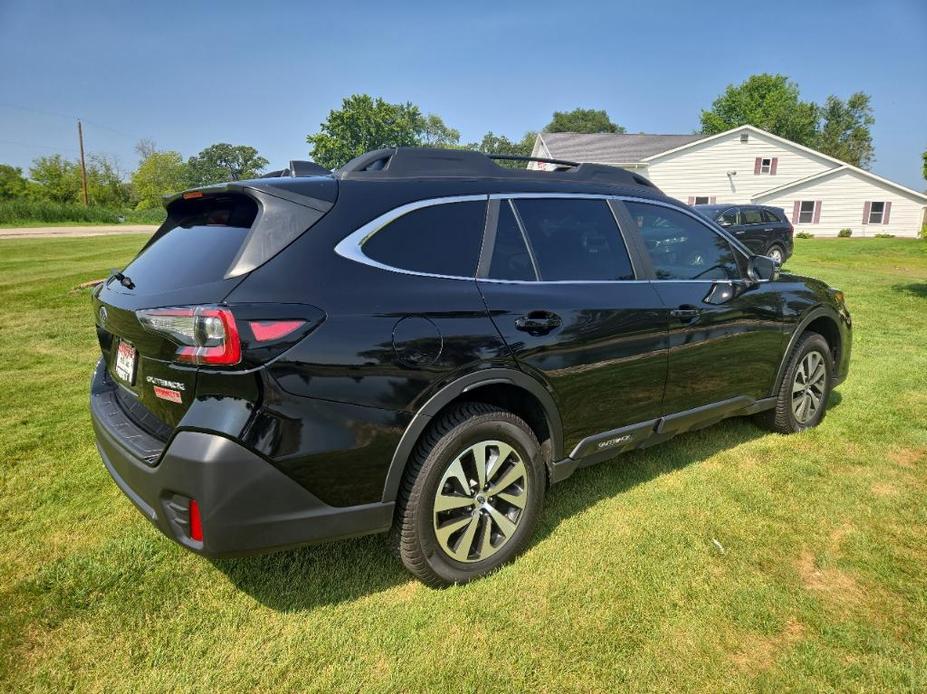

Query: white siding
[646,130,833,203]
[757,168,926,238]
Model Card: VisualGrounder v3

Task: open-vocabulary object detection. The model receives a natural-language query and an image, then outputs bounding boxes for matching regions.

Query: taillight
[137,306,241,366]
[249,320,305,342]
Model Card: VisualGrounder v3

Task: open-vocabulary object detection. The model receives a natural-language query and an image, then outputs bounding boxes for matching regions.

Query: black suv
[693,204,794,264]
[90,148,850,586]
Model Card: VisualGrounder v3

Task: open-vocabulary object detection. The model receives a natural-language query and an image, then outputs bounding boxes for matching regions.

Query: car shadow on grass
[893,282,927,300]
[214,394,845,610]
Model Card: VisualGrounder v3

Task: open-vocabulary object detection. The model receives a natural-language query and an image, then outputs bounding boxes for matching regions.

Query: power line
[0,103,141,141]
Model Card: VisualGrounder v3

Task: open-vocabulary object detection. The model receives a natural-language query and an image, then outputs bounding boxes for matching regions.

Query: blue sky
[1,0,925,188]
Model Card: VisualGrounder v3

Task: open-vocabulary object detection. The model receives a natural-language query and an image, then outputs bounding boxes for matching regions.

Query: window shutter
[770,157,778,175]
[862,201,871,225]
[813,201,822,224]
[709,196,716,204]
[792,201,801,223]
[754,158,762,175]
[687,196,694,205]
[883,201,892,224]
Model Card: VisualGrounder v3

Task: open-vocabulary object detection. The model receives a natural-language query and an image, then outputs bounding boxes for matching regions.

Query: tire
[756,332,833,434]
[391,402,545,587]
[766,244,785,264]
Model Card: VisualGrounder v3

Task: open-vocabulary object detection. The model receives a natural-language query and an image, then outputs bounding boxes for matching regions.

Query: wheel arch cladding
[773,306,842,394]
[804,315,842,363]
[381,369,563,503]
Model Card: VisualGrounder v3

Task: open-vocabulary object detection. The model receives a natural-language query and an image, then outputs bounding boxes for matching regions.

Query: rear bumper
[90,360,393,556]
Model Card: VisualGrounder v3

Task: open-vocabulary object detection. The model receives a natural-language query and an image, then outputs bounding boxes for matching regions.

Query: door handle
[670,306,702,322]
[763,227,774,232]
[734,230,746,235]
[515,311,562,335]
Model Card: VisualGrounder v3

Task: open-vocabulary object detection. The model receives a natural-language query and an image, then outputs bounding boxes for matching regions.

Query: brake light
[137,306,241,366]
[249,320,305,342]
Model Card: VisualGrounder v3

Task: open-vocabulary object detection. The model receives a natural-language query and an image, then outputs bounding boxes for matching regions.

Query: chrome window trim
[489,192,613,201]
[333,191,755,282]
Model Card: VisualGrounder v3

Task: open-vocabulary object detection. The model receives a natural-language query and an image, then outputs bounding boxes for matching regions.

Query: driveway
[0,225,157,240]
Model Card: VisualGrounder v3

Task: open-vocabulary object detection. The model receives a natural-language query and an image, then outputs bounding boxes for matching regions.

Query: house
[531,125,927,237]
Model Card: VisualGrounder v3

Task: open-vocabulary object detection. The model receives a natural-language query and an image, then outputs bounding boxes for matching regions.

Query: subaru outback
[90,148,851,586]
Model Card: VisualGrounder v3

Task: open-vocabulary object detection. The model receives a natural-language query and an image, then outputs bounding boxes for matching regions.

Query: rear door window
[362,200,486,277]
[624,201,741,281]
[761,209,781,224]
[512,198,634,281]
[741,208,764,225]
[488,202,536,281]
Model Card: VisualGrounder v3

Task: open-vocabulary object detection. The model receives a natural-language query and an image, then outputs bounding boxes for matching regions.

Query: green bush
[920,221,927,240]
[874,233,895,238]
[795,231,814,239]
[0,199,165,226]
[837,228,853,238]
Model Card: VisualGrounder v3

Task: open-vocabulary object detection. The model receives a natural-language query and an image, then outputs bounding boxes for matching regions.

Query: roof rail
[335,147,659,189]
[487,154,579,169]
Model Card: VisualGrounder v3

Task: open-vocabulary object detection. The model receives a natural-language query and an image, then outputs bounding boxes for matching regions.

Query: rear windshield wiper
[109,270,135,290]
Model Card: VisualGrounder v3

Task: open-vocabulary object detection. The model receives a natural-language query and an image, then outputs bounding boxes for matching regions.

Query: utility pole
[77,120,89,206]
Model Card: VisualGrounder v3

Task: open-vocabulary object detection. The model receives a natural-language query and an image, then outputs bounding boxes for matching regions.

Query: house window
[693,196,711,205]
[798,201,816,224]
[754,157,778,175]
[868,201,885,224]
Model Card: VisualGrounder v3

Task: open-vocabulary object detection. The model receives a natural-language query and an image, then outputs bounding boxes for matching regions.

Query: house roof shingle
[540,132,705,163]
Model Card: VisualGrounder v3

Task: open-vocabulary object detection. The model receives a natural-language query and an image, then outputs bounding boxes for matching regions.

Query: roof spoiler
[260,160,332,178]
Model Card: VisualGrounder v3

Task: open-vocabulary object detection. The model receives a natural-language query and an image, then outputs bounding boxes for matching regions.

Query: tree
[468,131,537,167]
[135,138,158,160]
[544,108,624,134]
[922,147,926,181]
[816,92,875,169]
[0,164,28,200]
[307,95,434,169]
[29,155,82,203]
[85,154,133,208]
[186,143,269,186]
[132,149,189,209]
[419,114,460,148]
[700,74,819,146]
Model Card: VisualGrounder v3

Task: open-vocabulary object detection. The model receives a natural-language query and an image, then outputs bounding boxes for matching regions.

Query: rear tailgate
[93,178,336,434]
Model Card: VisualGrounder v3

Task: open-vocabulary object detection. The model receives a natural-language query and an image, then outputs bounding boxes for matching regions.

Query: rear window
[362,200,486,277]
[121,196,257,292]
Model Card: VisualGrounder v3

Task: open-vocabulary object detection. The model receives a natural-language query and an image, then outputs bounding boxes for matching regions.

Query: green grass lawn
[1,237,925,691]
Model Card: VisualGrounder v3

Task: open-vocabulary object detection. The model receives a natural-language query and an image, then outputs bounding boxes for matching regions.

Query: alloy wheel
[768,247,784,263]
[792,350,827,424]
[432,440,529,563]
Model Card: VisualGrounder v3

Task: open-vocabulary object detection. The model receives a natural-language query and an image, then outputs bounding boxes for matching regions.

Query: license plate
[115,340,137,384]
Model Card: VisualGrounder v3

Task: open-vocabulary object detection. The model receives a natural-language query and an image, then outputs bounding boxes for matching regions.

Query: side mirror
[748,255,779,282]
